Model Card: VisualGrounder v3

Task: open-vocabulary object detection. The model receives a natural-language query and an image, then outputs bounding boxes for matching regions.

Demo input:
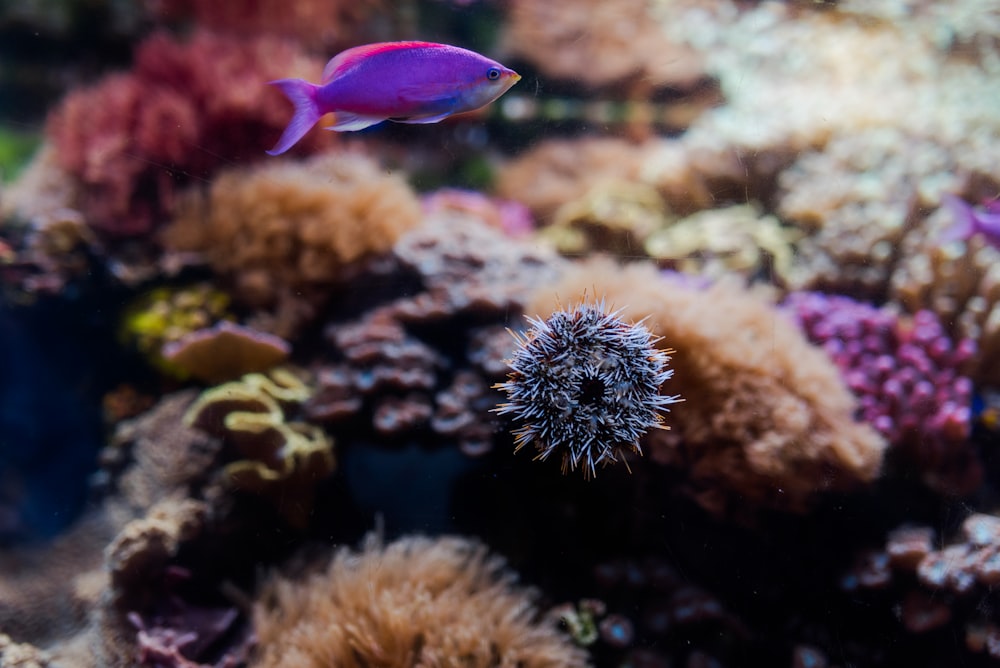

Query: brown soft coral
[526,259,886,516]
[163,151,421,332]
[505,0,705,90]
[252,534,589,667]
[45,29,332,237]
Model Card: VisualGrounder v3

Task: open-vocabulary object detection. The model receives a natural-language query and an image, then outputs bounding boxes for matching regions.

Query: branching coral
[45,29,332,236]
[162,321,291,385]
[305,214,563,459]
[527,259,886,516]
[252,534,589,667]
[163,151,421,334]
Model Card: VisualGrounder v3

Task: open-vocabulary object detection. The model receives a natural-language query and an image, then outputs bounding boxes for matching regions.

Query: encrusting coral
[527,259,886,516]
[252,534,589,667]
[163,151,422,335]
[45,29,332,236]
[162,321,291,385]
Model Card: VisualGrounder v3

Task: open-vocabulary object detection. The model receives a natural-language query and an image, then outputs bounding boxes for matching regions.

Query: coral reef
[539,181,669,258]
[421,188,535,238]
[778,129,970,300]
[495,302,680,478]
[305,214,562,460]
[98,389,221,510]
[45,29,332,236]
[843,511,1000,662]
[184,368,334,527]
[495,138,657,222]
[891,201,1000,387]
[148,0,381,50]
[163,151,421,335]
[118,283,232,378]
[527,259,886,515]
[505,0,705,91]
[644,204,801,285]
[5,2,1000,666]
[0,634,50,668]
[783,292,978,495]
[252,534,589,667]
[162,321,291,385]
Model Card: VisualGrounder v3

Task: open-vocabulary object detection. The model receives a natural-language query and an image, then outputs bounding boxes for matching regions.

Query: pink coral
[783,291,978,495]
[46,30,333,236]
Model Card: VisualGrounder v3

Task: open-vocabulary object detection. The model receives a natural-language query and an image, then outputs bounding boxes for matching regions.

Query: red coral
[148,0,381,51]
[46,30,334,237]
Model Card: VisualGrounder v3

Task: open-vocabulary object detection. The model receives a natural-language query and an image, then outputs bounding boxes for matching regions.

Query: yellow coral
[184,368,334,527]
[118,283,232,377]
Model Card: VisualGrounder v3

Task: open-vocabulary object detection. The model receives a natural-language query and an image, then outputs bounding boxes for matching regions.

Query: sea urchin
[494,302,680,478]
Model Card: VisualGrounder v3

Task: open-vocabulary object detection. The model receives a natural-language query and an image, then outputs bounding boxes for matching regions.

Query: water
[1,1,999,666]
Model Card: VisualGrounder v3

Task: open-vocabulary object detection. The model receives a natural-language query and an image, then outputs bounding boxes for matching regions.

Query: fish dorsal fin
[322,41,448,84]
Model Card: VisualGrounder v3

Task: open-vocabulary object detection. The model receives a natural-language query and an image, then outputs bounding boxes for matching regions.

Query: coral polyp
[495,302,680,478]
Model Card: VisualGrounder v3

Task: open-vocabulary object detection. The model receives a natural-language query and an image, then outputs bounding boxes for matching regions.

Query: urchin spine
[494,302,680,478]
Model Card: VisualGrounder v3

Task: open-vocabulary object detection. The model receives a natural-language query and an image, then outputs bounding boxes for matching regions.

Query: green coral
[184,368,335,528]
[119,283,232,377]
[0,126,41,183]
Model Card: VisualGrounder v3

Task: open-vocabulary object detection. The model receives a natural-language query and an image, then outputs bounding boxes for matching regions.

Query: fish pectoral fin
[392,112,453,125]
[325,112,387,132]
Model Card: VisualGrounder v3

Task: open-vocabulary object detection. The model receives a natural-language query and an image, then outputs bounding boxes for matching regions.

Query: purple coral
[783,291,977,494]
[494,302,680,478]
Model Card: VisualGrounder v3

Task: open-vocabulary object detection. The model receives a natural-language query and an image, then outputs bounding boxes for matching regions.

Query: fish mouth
[509,72,522,84]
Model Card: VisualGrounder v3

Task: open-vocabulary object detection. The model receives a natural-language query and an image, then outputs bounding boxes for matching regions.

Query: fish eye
[487,67,501,81]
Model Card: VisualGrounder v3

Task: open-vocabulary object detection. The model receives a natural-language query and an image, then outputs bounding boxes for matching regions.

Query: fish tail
[939,193,978,243]
[266,79,321,156]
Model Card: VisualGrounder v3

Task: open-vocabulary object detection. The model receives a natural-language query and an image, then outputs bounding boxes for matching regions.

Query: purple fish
[940,194,1000,250]
[266,41,521,155]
